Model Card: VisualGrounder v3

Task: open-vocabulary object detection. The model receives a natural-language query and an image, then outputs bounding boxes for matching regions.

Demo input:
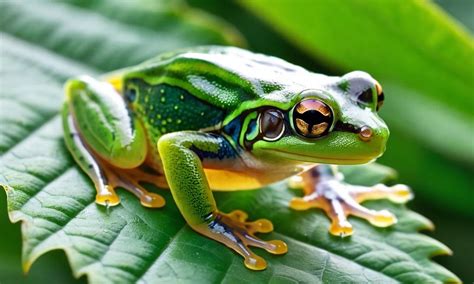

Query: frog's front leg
[158,132,287,270]
[63,76,165,208]
[289,165,412,236]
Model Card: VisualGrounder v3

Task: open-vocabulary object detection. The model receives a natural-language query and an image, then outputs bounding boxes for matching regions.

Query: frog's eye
[292,99,333,138]
[375,82,384,111]
[259,109,286,141]
[356,89,373,106]
[355,82,384,111]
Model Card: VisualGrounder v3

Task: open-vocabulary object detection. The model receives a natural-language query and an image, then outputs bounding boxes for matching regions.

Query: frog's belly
[203,164,308,191]
[204,168,264,191]
[145,151,267,190]
[147,152,308,191]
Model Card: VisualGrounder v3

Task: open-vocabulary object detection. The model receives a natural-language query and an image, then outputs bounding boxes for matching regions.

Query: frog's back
[121,46,324,169]
[123,72,228,171]
[124,46,317,113]
[126,77,226,134]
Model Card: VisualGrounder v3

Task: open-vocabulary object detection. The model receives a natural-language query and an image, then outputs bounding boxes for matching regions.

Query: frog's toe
[227,209,248,222]
[139,192,166,208]
[123,180,166,208]
[266,240,288,254]
[95,186,120,207]
[386,184,413,203]
[244,254,267,271]
[228,210,274,234]
[329,219,353,237]
[195,211,287,270]
[127,167,169,189]
[242,236,287,255]
[359,209,397,227]
[326,198,354,237]
[289,196,316,211]
[351,183,413,204]
[369,210,397,227]
[246,218,274,233]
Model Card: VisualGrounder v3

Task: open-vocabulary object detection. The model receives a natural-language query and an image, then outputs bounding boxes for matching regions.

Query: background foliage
[0,0,472,282]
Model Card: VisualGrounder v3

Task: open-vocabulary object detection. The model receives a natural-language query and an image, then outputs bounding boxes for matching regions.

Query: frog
[62,46,412,271]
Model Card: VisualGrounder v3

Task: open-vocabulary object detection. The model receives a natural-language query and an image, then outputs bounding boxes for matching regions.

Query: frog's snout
[360,123,389,158]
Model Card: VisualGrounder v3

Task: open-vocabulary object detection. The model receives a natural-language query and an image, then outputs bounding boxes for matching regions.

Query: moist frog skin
[62,46,412,271]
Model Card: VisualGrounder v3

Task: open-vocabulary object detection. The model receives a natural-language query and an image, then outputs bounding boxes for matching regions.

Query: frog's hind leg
[63,106,166,208]
[62,76,165,208]
[158,131,287,270]
[289,165,412,236]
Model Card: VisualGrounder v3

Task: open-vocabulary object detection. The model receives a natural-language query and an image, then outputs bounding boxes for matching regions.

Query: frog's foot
[289,174,412,237]
[123,166,169,189]
[96,164,166,208]
[194,210,288,270]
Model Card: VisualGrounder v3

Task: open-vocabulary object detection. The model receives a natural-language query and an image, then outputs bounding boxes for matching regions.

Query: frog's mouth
[264,148,375,165]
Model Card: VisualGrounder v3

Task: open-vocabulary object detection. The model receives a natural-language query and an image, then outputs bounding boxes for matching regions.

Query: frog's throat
[263,148,375,165]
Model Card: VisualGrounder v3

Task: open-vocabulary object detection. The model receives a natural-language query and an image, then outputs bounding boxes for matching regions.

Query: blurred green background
[1,0,472,282]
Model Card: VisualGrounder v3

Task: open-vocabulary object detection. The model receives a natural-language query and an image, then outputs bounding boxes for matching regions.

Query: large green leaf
[0,0,244,72]
[239,0,474,217]
[0,1,459,283]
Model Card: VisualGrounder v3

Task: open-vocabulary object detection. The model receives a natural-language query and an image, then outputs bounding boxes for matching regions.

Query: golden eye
[259,109,285,141]
[292,99,332,138]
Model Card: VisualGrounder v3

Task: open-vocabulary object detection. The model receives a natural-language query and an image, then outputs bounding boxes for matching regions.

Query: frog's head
[247,71,388,165]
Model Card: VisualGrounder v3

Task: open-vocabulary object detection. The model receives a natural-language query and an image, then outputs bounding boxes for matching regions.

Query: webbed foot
[193,210,287,270]
[96,164,166,208]
[289,167,412,237]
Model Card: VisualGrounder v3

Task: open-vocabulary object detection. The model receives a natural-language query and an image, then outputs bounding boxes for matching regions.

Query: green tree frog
[62,46,412,270]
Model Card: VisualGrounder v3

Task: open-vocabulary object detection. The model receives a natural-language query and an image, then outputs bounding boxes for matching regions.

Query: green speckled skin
[126,46,320,113]
[130,80,225,133]
[62,46,410,270]
[120,47,388,166]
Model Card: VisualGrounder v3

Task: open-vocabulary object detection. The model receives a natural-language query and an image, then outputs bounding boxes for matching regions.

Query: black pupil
[261,109,284,139]
[298,110,328,126]
[357,89,373,104]
[293,100,332,138]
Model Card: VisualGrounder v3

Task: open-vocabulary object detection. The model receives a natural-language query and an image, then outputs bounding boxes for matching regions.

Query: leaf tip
[22,259,32,275]
[431,241,453,257]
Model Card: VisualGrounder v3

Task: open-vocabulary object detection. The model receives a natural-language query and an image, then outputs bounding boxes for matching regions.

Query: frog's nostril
[358,126,373,141]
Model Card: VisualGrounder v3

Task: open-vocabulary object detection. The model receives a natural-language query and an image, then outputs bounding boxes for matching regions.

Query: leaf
[435,0,474,32]
[0,0,244,72]
[0,1,459,283]
[239,0,474,217]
